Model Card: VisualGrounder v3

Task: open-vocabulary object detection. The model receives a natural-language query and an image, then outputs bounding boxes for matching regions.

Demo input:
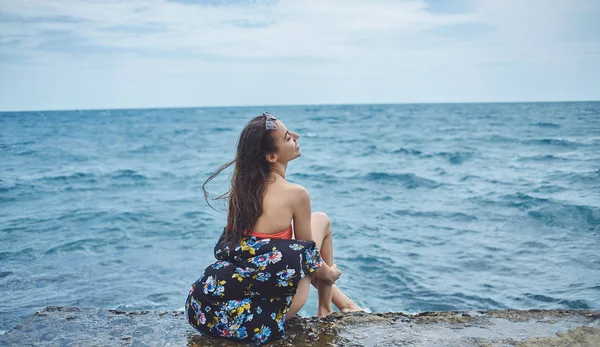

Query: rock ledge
[1,307,598,346]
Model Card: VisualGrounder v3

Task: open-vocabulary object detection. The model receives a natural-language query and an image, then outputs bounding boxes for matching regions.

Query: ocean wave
[532,122,560,128]
[290,172,338,183]
[307,164,332,171]
[390,147,422,156]
[41,172,97,183]
[359,145,379,156]
[388,148,475,164]
[57,210,110,223]
[531,185,568,194]
[38,170,148,184]
[0,182,35,194]
[486,135,520,143]
[459,174,482,182]
[337,138,364,143]
[181,211,205,219]
[517,155,569,162]
[44,238,108,255]
[449,292,506,309]
[552,170,600,186]
[0,196,16,203]
[0,248,36,262]
[21,170,150,192]
[393,209,477,221]
[213,127,233,132]
[129,145,159,154]
[173,129,192,136]
[414,291,505,311]
[520,241,549,250]
[501,193,551,210]
[15,149,38,156]
[470,193,596,230]
[361,172,440,189]
[303,106,322,113]
[109,169,147,181]
[522,293,591,309]
[112,211,152,223]
[422,151,474,165]
[44,236,132,255]
[524,139,580,147]
[528,204,600,232]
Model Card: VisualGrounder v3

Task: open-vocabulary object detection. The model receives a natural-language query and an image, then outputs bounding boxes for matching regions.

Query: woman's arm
[292,185,341,284]
[292,186,314,242]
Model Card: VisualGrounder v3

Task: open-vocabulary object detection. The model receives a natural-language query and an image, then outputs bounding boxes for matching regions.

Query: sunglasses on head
[262,112,278,131]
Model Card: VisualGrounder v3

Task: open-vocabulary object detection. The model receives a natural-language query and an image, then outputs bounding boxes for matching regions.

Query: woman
[185,112,360,345]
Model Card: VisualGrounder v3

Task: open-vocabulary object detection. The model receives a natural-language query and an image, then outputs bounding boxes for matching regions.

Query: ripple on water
[501,192,551,210]
[517,155,569,162]
[552,169,600,186]
[146,293,171,304]
[40,172,97,184]
[532,122,560,128]
[522,293,591,310]
[520,241,548,249]
[390,147,422,155]
[392,209,478,222]
[531,184,568,194]
[528,203,600,232]
[290,172,338,184]
[109,169,148,184]
[421,151,475,165]
[361,172,441,189]
[523,138,581,148]
[44,238,122,255]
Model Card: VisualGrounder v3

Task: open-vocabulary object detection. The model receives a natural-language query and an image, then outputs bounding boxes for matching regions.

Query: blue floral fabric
[185,235,324,345]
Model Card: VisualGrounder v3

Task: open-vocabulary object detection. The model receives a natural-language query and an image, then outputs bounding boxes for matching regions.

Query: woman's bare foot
[338,303,364,313]
[317,306,334,317]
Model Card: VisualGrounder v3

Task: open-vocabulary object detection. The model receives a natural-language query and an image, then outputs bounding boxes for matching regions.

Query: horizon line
[1,99,598,113]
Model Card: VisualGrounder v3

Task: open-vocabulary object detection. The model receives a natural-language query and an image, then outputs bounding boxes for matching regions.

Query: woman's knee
[312,212,331,234]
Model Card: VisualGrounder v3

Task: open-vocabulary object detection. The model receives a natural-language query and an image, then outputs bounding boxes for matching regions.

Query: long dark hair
[202,115,279,247]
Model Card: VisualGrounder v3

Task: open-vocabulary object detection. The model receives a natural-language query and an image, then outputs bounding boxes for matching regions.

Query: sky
[0,0,599,111]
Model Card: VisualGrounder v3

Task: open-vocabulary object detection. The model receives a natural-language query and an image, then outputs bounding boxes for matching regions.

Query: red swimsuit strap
[248,225,293,239]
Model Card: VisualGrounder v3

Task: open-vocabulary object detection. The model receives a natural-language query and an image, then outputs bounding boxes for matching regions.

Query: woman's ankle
[316,305,333,317]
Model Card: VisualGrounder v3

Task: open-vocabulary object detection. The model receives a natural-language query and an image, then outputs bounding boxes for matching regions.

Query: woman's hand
[326,264,342,284]
[313,263,342,284]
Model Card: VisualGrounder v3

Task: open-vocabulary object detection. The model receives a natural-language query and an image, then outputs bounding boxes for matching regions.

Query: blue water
[1,102,600,333]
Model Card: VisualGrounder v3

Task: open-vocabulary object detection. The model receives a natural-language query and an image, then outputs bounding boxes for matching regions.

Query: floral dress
[185,235,324,345]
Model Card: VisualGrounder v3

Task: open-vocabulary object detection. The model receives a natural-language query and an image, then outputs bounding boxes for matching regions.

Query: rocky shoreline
[1,307,598,346]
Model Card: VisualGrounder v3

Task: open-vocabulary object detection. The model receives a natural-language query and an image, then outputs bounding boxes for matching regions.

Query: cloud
[0,0,598,111]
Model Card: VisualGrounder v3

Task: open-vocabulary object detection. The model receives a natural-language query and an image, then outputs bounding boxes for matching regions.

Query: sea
[1,102,599,334]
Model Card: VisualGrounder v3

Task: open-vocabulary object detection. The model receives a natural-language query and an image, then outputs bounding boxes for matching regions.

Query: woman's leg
[311,212,334,316]
[312,283,362,312]
[285,212,334,320]
[310,212,362,313]
[285,276,311,320]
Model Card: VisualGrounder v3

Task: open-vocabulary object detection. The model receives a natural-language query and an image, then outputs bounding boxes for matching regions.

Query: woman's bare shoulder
[282,181,307,193]
[282,181,310,202]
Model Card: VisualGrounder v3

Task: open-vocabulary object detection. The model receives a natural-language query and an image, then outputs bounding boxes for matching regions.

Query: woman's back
[251,175,298,235]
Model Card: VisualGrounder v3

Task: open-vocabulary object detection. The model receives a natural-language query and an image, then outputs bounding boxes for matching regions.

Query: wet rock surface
[0,307,598,346]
